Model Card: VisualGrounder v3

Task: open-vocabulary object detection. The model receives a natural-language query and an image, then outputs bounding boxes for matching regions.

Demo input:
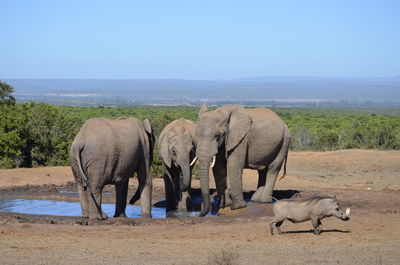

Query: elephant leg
[223,177,232,208]
[77,182,89,218]
[86,182,107,220]
[163,171,176,212]
[257,169,267,187]
[227,143,247,210]
[138,163,152,218]
[257,144,289,203]
[251,169,267,202]
[114,179,129,218]
[177,190,190,211]
[212,157,231,208]
[256,167,281,203]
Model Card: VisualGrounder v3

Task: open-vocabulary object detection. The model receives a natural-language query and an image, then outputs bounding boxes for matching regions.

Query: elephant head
[159,126,196,192]
[195,104,252,216]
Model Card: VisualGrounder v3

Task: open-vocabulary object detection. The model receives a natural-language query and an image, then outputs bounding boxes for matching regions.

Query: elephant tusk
[211,155,216,168]
[189,156,197,166]
[346,207,350,216]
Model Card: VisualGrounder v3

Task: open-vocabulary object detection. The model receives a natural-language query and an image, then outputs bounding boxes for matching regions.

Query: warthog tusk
[346,207,350,216]
[189,156,197,166]
[211,155,216,168]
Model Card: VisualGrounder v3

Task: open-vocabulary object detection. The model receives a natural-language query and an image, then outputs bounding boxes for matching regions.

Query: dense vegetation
[1,82,399,176]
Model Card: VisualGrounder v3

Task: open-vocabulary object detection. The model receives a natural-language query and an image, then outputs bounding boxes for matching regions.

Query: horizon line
[3,75,400,81]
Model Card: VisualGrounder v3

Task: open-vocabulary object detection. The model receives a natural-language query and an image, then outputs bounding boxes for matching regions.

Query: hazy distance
[6,76,400,108]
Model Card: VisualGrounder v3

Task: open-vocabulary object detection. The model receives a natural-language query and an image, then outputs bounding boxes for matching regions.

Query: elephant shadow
[153,189,301,215]
[243,189,301,202]
[153,188,219,213]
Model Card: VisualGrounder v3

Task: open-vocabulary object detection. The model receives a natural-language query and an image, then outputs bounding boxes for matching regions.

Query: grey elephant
[157,118,197,213]
[70,117,155,220]
[196,104,290,216]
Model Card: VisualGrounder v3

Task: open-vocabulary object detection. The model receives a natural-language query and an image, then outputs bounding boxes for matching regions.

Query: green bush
[1,103,399,174]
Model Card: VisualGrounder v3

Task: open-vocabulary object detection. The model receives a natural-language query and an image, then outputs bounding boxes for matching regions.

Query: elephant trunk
[180,162,191,192]
[198,157,211,217]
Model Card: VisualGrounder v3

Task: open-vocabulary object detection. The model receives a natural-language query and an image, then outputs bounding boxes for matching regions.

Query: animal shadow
[153,188,218,213]
[282,229,352,235]
[243,189,300,202]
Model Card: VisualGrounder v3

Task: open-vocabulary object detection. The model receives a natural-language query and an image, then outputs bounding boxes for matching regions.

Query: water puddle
[58,190,112,195]
[0,198,216,218]
[0,198,166,218]
[58,190,78,194]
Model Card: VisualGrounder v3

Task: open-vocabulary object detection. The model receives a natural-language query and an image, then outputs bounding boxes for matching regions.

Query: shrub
[207,250,239,265]
[291,126,316,150]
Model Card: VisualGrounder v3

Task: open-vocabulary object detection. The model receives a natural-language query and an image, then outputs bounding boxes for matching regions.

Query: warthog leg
[270,220,284,235]
[311,218,322,235]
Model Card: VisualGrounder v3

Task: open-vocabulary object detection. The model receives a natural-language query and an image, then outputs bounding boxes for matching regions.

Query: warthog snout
[342,207,351,221]
[346,207,350,216]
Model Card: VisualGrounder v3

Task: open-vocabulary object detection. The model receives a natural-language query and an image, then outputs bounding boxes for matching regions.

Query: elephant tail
[129,186,141,205]
[71,143,88,187]
[279,150,288,181]
[279,126,290,181]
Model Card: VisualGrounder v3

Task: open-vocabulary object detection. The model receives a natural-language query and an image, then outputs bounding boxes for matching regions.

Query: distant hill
[4,77,400,107]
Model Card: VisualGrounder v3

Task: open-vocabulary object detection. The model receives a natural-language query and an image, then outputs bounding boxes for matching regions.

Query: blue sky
[0,0,399,79]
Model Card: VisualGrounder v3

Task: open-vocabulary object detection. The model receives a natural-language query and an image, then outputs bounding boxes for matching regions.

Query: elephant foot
[222,196,232,208]
[113,213,127,218]
[177,200,188,212]
[230,199,247,210]
[256,196,274,203]
[89,211,108,220]
[251,187,264,202]
[167,210,191,218]
[141,213,152,218]
[79,217,89,225]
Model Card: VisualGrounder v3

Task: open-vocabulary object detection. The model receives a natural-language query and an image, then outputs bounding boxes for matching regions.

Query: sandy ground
[0,149,399,265]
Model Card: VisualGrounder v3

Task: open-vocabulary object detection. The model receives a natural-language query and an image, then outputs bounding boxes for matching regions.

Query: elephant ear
[183,129,195,152]
[159,133,172,168]
[226,106,252,152]
[198,103,208,120]
[143,119,152,134]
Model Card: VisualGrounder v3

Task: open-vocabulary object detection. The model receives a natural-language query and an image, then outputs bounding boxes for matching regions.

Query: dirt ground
[0,149,399,265]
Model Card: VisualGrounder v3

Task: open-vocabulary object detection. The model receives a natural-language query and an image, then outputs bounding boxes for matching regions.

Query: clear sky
[1,0,399,79]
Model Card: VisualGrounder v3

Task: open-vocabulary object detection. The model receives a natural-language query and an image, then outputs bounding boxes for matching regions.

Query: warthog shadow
[281,229,352,235]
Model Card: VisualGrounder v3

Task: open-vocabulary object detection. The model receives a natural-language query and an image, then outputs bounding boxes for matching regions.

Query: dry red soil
[0,149,399,265]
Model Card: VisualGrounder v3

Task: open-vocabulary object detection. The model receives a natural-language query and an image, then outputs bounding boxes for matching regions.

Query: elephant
[70,117,155,220]
[195,104,290,216]
[157,118,197,213]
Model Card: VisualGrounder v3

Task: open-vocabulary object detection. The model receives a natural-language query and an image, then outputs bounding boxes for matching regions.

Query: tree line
[1,81,399,173]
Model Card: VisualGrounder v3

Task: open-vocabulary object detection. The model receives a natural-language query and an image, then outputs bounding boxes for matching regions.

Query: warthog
[270,196,350,235]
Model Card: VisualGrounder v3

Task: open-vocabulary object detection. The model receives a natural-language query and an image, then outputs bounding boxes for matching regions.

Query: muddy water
[0,198,167,218]
[0,197,217,218]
